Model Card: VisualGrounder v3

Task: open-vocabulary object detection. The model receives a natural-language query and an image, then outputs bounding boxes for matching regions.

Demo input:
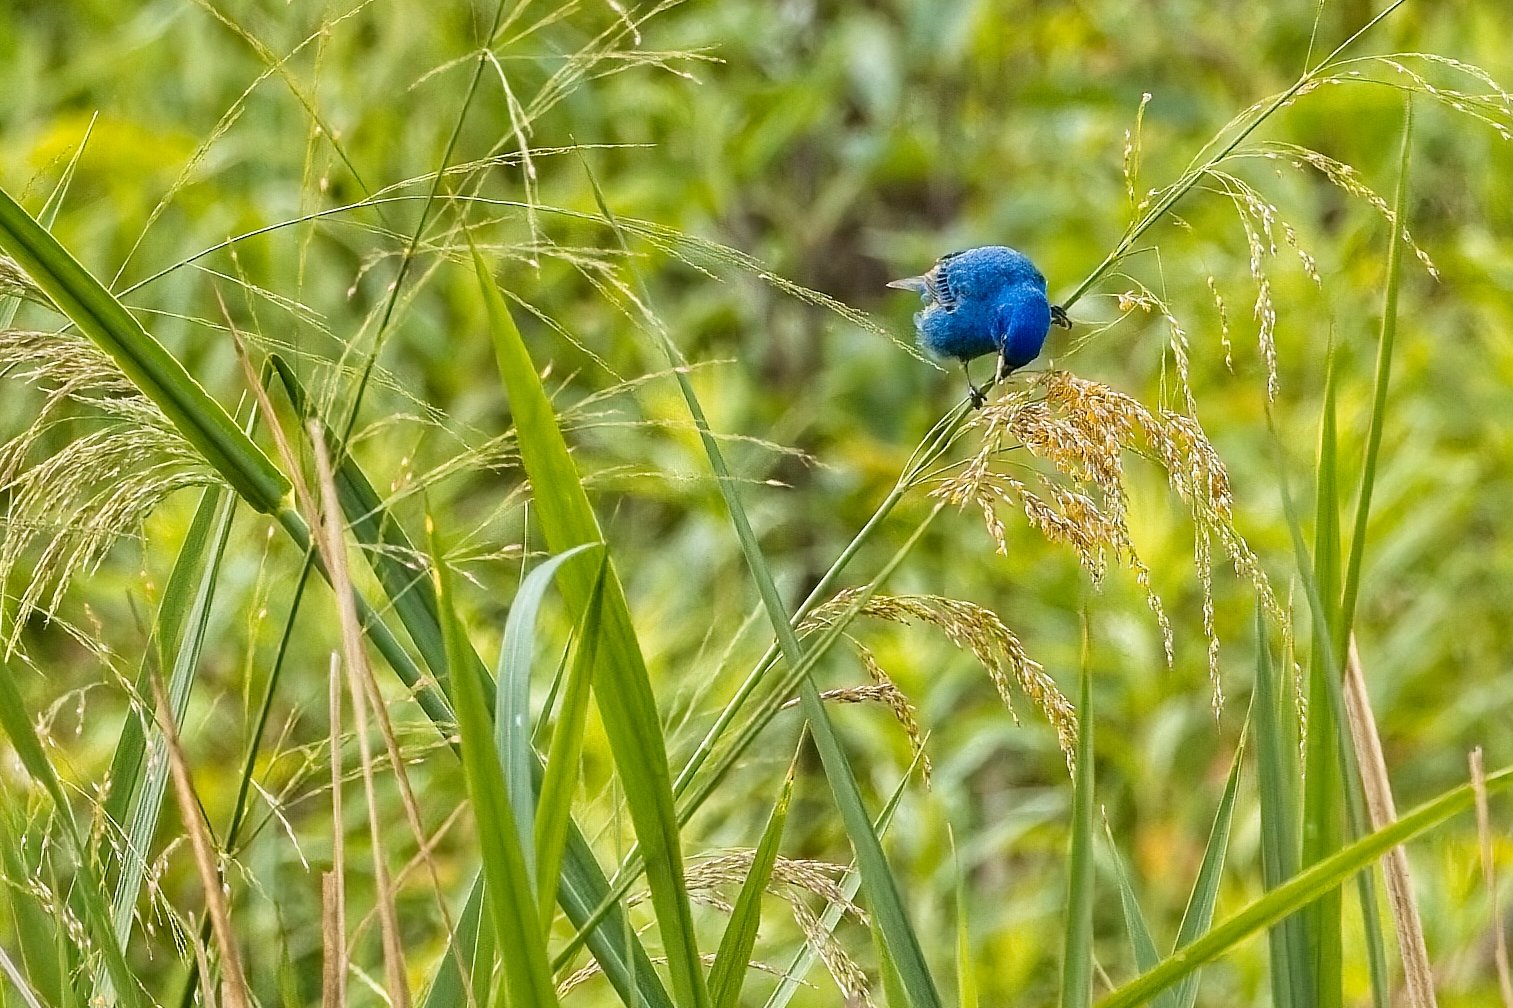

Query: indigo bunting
[889,245,1070,407]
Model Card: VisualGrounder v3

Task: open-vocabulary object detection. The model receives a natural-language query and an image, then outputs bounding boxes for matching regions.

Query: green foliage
[0,2,1511,1007]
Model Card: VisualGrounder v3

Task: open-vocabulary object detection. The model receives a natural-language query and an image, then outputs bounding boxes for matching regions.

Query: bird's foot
[1051,304,1072,329]
[967,382,986,410]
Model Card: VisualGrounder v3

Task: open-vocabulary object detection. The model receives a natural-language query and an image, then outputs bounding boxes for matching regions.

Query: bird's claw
[967,384,986,409]
[1051,304,1072,329]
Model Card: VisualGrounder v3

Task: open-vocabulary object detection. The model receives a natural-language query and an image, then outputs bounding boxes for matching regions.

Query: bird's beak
[886,276,927,294]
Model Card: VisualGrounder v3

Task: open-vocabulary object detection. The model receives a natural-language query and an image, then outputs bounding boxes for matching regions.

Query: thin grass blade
[1096,766,1513,1008]
[709,754,794,1008]
[1253,609,1305,1008]
[270,359,672,1008]
[953,829,979,1008]
[1103,818,1175,1008]
[1172,735,1245,1008]
[0,659,143,1008]
[1060,655,1095,1008]
[1300,346,1344,1008]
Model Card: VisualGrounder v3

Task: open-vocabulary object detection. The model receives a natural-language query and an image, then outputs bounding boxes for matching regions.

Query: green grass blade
[535,556,607,924]
[419,871,493,1008]
[0,798,70,1007]
[497,542,601,881]
[1172,735,1245,1008]
[1341,100,1413,641]
[1300,345,1343,1008]
[577,159,943,1008]
[107,486,236,955]
[1096,766,1513,1008]
[1253,610,1305,1008]
[709,755,794,1008]
[0,659,143,1008]
[762,757,917,1008]
[1060,656,1095,1008]
[953,831,979,1008]
[1103,820,1174,1008]
[99,484,226,838]
[477,249,711,1008]
[0,185,289,512]
[269,356,454,706]
[432,516,560,1008]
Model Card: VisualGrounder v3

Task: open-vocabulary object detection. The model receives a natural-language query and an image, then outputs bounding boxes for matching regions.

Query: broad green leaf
[0,186,289,512]
[497,542,601,880]
[536,557,608,925]
[477,249,710,1008]
[433,517,560,1008]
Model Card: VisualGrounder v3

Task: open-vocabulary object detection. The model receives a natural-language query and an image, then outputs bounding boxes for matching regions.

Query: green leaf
[1299,344,1343,1008]
[432,516,560,1008]
[1096,766,1513,1008]
[1252,612,1306,1008]
[1341,99,1413,641]
[1172,735,1245,1008]
[1103,820,1173,1008]
[0,658,143,1008]
[0,185,290,512]
[709,757,794,1008]
[536,556,608,925]
[107,487,236,959]
[497,542,602,881]
[477,249,711,1008]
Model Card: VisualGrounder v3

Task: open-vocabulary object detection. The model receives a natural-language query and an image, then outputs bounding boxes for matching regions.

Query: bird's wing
[924,261,958,311]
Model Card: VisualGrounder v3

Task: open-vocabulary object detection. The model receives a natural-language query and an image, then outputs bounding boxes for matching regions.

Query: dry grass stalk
[325,653,347,1008]
[148,670,251,1008]
[1343,636,1436,1008]
[309,425,411,1008]
[1470,747,1513,1008]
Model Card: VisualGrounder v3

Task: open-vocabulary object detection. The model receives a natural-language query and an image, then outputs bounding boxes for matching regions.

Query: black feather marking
[927,262,958,312]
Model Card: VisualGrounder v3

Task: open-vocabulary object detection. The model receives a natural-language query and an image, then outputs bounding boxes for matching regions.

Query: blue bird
[889,245,1070,407]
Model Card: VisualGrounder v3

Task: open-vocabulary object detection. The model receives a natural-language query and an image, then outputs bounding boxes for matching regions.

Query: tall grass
[1,2,1511,1007]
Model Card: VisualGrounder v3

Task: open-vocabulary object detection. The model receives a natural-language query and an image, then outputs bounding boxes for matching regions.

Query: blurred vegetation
[1,1,1512,1006]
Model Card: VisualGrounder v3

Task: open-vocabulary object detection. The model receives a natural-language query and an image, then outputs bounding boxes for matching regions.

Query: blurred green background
[3,1,1512,1005]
